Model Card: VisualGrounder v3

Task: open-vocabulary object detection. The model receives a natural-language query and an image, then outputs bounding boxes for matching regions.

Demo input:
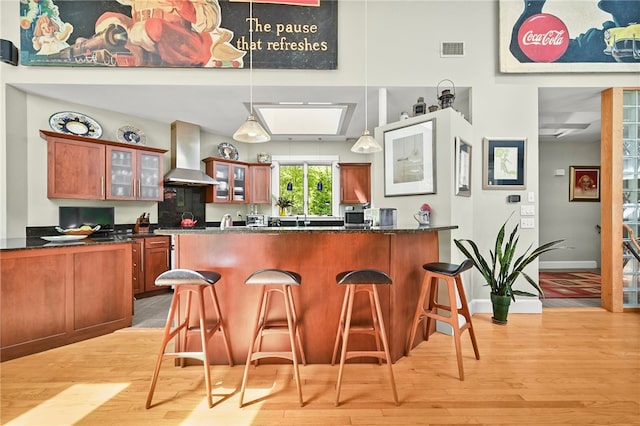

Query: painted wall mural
[500,0,640,72]
[19,0,337,69]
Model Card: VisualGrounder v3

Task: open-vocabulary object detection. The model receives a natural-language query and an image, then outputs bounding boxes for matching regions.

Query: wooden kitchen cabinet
[106,146,163,201]
[45,134,106,199]
[250,164,272,204]
[132,236,171,296]
[41,130,167,201]
[339,163,371,204]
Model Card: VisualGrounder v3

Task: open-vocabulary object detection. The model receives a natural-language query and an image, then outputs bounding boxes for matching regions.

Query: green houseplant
[454,216,564,324]
[274,196,293,216]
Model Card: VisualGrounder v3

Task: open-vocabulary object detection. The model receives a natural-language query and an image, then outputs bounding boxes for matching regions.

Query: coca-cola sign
[517,14,569,62]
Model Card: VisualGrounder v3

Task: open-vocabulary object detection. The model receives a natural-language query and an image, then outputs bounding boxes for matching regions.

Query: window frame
[271,155,340,217]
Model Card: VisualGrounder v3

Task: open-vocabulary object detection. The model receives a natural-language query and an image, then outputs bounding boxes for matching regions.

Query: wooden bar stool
[332,269,399,406]
[239,269,306,407]
[406,259,480,381]
[146,269,233,409]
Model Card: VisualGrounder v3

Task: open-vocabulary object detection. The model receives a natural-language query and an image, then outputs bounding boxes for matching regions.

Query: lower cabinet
[132,235,171,297]
[0,243,132,361]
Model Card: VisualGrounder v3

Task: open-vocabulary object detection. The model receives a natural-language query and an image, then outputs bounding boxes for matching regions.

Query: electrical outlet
[520,205,535,216]
[520,218,535,229]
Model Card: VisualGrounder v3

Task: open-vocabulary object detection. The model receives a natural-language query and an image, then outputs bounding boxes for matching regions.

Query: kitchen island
[0,237,133,361]
[158,225,456,364]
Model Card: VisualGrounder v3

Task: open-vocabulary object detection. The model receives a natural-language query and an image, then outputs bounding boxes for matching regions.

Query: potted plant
[274,196,293,216]
[454,216,564,324]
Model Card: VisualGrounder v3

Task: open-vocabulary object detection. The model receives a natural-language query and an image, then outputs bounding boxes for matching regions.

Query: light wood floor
[2,309,639,425]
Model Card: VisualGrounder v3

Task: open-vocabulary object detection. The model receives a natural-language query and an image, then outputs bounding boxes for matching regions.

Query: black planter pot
[490,293,511,325]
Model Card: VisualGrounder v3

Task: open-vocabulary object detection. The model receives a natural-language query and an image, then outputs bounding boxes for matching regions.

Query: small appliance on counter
[246,214,268,227]
[364,208,397,228]
[344,211,366,228]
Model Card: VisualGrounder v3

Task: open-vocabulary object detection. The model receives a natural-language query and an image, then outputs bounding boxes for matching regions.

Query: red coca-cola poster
[500,0,640,73]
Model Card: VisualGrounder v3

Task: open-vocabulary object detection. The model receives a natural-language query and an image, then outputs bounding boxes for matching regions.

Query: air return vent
[440,41,465,57]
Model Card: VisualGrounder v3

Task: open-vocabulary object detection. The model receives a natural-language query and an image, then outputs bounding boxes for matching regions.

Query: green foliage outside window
[280,164,333,216]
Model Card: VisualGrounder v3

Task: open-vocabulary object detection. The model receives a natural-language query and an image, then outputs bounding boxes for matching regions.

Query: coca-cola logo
[517,13,569,62]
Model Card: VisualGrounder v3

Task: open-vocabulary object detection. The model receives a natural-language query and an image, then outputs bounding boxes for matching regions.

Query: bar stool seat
[406,259,480,381]
[146,269,233,409]
[332,269,399,406]
[239,269,306,407]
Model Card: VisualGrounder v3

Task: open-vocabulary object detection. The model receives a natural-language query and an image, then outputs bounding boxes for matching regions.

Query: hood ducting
[164,120,219,186]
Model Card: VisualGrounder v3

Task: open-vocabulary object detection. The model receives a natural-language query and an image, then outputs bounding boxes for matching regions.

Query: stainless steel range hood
[164,120,218,186]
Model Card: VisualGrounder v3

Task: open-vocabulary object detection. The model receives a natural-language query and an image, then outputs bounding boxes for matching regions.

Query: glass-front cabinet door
[106,146,163,201]
[107,146,135,199]
[232,164,247,202]
[137,152,163,201]
[206,160,248,203]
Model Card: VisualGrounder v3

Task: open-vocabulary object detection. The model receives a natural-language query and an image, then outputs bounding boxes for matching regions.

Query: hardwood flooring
[2,309,639,425]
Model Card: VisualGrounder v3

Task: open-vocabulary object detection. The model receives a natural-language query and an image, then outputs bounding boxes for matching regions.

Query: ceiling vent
[440,41,465,58]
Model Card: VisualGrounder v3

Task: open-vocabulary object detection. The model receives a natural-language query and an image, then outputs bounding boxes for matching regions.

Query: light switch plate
[527,192,535,203]
[521,218,535,229]
[520,205,535,216]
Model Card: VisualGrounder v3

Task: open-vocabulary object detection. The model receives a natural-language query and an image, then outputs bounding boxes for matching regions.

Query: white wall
[2,1,639,304]
[540,139,601,268]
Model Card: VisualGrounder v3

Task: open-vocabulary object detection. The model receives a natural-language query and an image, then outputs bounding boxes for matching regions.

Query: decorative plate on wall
[117,125,146,145]
[218,142,239,160]
[49,111,102,138]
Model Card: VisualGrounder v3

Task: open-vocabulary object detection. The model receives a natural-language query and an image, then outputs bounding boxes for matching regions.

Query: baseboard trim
[539,260,598,269]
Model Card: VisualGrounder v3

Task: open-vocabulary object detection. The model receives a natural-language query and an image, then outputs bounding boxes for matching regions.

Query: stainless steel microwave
[344,211,365,227]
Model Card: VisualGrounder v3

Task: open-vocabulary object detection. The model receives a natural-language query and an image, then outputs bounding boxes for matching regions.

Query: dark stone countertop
[154,224,457,235]
[0,235,134,252]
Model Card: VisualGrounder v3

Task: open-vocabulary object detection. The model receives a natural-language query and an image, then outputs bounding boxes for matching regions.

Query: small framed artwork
[455,137,471,197]
[383,117,436,196]
[569,166,600,202]
[482,137,526,190]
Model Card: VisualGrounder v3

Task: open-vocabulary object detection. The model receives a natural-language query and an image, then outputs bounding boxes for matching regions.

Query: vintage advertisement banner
[500,0,640,73]
[19,0,337,69]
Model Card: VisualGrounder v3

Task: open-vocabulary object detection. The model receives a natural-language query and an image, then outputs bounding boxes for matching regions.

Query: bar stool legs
[239,269,305,407]
[332,269,399,406]
[406,260,480,381]
[146,270,233,409]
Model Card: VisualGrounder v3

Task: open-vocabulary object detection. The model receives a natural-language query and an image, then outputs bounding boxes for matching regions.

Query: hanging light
[351,0,382,154]
[233,1,270,143]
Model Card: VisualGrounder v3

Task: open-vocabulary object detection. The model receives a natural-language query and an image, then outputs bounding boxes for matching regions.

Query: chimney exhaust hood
[164,120,219,186]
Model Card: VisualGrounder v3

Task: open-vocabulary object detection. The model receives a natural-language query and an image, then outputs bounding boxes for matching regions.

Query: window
[271,155,339,216]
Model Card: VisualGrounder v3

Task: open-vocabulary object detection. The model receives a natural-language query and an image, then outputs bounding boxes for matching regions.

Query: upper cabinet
[203,157,271,204]
[339,163,371,204]
[250,164,272,204]
[41,130,167,201]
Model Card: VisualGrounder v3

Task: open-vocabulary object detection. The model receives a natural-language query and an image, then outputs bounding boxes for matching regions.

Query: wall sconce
[317,182,323,191]
[0,39,18,66]
[286,182,293,191]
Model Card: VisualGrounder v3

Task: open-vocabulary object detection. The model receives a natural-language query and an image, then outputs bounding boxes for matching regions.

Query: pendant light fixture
[233,0,270,143]
[351,0,382,154]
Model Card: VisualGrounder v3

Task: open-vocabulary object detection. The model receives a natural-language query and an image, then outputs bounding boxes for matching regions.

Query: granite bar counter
[156,225,456,365]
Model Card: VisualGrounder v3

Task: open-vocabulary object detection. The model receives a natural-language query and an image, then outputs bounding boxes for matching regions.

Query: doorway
[538,87,604,308]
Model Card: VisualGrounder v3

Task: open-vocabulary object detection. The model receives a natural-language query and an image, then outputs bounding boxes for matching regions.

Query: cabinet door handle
[101,176,105,198]
[137,179,141,198]
[147,241,166,245]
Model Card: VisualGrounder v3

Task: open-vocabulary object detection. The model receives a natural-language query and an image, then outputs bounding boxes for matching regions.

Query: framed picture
[383,118,436,196]
[455,137,471,197]
[482,137,526,190]
[569,166,600,202]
